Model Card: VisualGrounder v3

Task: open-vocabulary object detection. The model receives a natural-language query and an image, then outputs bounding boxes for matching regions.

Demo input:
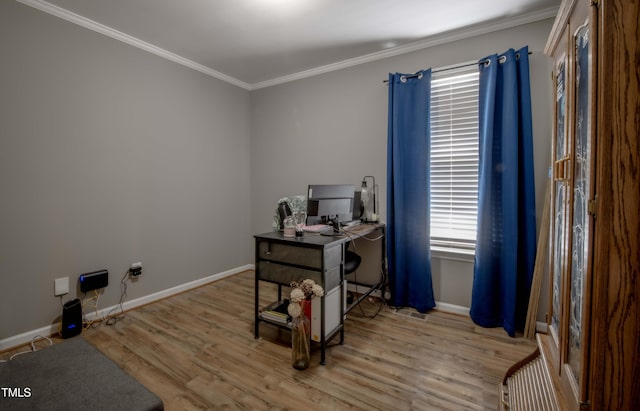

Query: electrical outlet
[54,277,69,296]
[129,261,143,276]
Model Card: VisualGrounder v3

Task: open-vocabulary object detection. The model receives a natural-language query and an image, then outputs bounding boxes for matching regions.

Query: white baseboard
[345,282,471,318]
[0,325,60,353]
[0,265,252,352]
[434,304,549,335]
[536,321,548,333]
[2,266,547,352]
[434,301,471,316]
[111,264,252,315]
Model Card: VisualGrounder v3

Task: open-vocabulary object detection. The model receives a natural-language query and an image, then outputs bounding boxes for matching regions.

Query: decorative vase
[291,302,311,370]
[283,216,296,237]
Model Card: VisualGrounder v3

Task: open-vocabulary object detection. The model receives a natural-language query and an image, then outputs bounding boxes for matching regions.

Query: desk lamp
[360,176,378,223]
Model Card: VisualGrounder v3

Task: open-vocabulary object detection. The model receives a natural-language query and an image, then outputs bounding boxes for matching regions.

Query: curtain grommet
[499,55,507,64]
[417,72,423,80]
[400,75,407,83]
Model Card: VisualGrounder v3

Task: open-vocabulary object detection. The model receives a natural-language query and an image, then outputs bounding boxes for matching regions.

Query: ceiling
[20,0,560,89]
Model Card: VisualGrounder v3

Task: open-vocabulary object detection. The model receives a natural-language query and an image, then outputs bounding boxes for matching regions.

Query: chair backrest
[344,249,362,274]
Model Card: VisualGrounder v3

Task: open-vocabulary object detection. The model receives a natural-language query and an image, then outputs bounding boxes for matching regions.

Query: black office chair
[344,250,361,275]
[344,248,361,306]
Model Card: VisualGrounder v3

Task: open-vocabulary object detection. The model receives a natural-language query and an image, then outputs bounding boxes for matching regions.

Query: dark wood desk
[254,223,384,365]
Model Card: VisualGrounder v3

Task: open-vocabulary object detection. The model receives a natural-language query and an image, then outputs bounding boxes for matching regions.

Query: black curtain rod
[383,51,533,83]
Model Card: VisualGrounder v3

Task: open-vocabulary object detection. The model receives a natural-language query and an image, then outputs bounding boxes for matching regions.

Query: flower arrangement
[288,279,323,370]
[287,279,324,318]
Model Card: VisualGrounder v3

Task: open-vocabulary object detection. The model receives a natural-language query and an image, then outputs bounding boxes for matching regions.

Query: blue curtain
[386,70,436,313]
[470,47,537,336]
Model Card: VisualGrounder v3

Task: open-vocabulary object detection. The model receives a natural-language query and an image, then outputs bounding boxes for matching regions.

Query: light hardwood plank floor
[4,271,537,410]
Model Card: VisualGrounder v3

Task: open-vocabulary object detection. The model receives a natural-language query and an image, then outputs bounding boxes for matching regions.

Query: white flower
[301,279,315,288]
[290,288,305,303]
[311,284,324,298]
[288,302,302,318]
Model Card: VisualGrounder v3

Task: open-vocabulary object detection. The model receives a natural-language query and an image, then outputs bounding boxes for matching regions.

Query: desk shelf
[258,300,292,328]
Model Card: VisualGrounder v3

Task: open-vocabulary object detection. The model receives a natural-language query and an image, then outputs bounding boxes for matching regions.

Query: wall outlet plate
[54,277,69,296]
[129,261,143,276]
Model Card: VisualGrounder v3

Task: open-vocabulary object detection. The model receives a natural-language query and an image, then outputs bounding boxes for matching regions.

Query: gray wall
[0,1,251,340]
[1,0,554,343]
[251,19,554,320]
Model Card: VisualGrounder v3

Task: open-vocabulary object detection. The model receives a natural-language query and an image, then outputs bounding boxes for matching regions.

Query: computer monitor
[306,184,355,226]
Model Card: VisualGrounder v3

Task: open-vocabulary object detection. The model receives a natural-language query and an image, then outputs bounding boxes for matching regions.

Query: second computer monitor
[306,184,355,225]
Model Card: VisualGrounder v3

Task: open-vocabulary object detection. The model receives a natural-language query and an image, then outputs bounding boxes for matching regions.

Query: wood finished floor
[8,271,537,410]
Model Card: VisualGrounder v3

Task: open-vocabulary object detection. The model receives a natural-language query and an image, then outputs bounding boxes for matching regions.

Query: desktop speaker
[61,298,82,339]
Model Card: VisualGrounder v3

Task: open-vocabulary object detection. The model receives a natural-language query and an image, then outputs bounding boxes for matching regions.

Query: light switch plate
[54,277,69,296]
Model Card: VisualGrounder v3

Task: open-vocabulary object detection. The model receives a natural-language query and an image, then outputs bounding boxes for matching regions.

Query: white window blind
[430,65,479,251]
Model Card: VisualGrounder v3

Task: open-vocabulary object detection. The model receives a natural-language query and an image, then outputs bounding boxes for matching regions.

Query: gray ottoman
[0,337,163,411]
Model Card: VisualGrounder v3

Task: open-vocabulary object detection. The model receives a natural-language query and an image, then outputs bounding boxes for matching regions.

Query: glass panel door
[567,21,592,389]
[550,60,568,341]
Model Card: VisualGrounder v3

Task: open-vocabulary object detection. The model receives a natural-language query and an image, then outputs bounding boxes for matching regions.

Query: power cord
[349,268,386,319]
[345,232,387,319]
[81,289,103,329]
[0,335,53,362]
[105,269,130,326]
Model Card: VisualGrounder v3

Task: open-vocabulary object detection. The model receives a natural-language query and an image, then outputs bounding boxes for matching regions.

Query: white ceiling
[20,0,560,89]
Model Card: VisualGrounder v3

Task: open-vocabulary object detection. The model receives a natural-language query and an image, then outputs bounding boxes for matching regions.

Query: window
[430,65,479,252]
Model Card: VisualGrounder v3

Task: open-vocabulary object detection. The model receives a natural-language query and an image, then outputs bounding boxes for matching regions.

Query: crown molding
[249,6,559,90]
[18,0,557,91]
[16,0,252,90]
